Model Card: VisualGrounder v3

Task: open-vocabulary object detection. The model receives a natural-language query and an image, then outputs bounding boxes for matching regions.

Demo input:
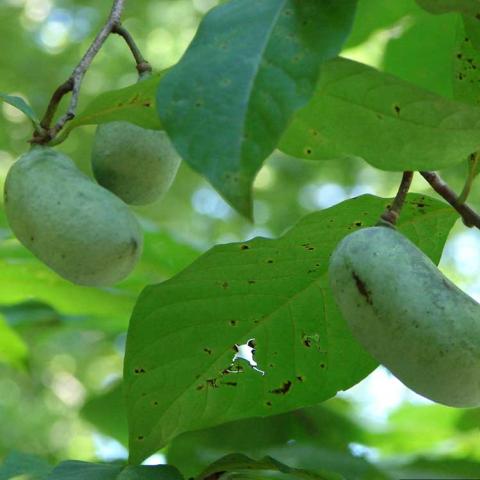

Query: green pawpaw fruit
[3,146,143,286]
[328,225,480,407]
[91,122,181,205]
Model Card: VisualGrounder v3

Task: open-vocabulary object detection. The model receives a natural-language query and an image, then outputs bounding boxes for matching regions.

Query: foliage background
[0,0,479,478]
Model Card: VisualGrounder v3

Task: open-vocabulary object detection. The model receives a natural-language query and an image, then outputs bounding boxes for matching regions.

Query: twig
[379,171,414,226]
[33,0,127,144]
[420,171,480,229]
[112,24,152,76]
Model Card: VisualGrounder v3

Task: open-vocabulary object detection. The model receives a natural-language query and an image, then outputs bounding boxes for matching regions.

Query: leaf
[81,381,128,446]
[167,401,367,477]
[0,92,40,129]
[47,461,183,480]
[415,0,480,16]
[381,5,459,98]
[0,313,28,368]
[453,16,480,104]
[125,193,457,463]
[52,74,164,145]
[0,225,199,331]
[156,0,357,218]
[0,451,52,480]
[279,57,480,171]
[197,453,342,480]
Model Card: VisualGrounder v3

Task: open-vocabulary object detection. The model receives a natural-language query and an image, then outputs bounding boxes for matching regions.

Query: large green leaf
[51,74,164,145]
[125,193,457,463]
[47,461,183,480]
[0,313,27,368]
[156,0,357,218]
[0,451,52,480]
[416,0,480,16]
[280,57,480,170]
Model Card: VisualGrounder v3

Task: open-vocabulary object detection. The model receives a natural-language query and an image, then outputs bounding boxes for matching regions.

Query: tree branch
[379,171,414,226]
[34,0,127,144]
[420,171,480,229]
[112,23,152,76]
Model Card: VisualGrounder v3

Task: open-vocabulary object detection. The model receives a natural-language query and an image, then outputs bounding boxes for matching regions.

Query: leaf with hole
[124,193,456,463]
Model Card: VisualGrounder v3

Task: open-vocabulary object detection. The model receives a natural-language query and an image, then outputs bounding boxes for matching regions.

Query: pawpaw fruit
[3,146,143,286]
[91,122,181,205]
[328,225,480,407]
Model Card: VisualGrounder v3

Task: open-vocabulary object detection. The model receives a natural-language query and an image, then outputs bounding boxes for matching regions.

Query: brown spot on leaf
[270,380,292,395]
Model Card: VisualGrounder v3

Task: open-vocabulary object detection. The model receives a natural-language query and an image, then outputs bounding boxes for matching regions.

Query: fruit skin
[329,226,480,407]
[4,146,143,286]
[91,122,181,205]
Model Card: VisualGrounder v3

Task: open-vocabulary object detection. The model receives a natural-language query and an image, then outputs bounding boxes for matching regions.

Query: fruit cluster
[3,121,180,286]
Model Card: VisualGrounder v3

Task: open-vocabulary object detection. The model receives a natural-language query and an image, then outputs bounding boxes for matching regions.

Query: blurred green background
[0,0,479,478]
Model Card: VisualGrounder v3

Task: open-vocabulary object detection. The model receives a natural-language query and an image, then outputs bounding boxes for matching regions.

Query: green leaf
[415,0,480,16]
[125,193,457,463]
[197,453,342,480]
[47,461,183,480]
[167,400,366,477]
[0,92,40,129]
[81,381,128,446]
[52,74,164,145]
[156,0,357,218]
[0,451,52,480]
[381,6,459,98]
[0,313,28,368]
[280,57,480,170]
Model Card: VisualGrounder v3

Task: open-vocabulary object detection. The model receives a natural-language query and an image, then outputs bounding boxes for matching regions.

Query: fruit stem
[112,24,153,77]
[420,171,480,229]
[32,0,127,145]
[379,171,414,227]
[457,152,479,206]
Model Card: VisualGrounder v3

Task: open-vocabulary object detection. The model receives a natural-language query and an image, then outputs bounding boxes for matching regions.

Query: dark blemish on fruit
[222,281,229,289]
[320,363,326,369]
[267,259,274,264]
[130,238,139,253]
[266,401,272,407]
[137,436,144,441]
[352,271,372,305]
[134,367,146,374]
[270,380,292,395]
[240,244,249,250]
[304,337,312,347]
[304,148,312,155]
[248,280,256,284]
[297,376,305,382]
[152,400,158,406]
[310,129,319,136]
[394,105,400,115]
[143,101,151,107]
[229,319,238,326]
[196,385,204,391]
[30,236,34,242]
[354,221,362,227]
[269,363,275,368]
[141,392,146,397]
[204,348,212,355]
